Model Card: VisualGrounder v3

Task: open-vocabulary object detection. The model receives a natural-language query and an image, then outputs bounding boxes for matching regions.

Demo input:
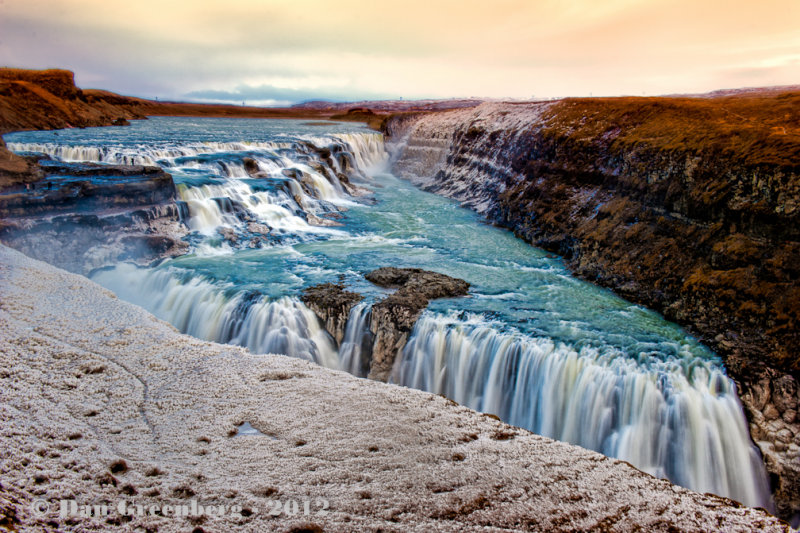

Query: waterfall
[163,134,384,240]
[391,312,773,510]
[5,140,292,165]
[175,181,319,236]
[339,303,374,377]
[11,133,386,246]
[8,136,386,173]
[333,133,388,171]
[91,265,339,369]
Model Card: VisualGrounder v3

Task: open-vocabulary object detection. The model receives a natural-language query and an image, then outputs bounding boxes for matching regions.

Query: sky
[0,0,798,106]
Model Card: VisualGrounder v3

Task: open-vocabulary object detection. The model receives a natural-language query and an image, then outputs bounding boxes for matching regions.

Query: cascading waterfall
[6,140,293,165]
[339,302,374,377]
[11,132,387,246]
[81,127,387,371]
[391,312,773,509]
[332,133,388,172]
[91,264,339,369]
[176,181,317,235]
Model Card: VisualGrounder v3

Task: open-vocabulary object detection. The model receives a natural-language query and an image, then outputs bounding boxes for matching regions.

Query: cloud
[1,0,799,102]
[183,84,392,106]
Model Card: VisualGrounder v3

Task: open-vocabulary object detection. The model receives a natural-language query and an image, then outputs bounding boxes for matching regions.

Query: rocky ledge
[0,158,187,274]
[0,244,789,532]
[366,268,470,381]
[302,268,470,381]
[301,282,364,345]
[386,92,800,521]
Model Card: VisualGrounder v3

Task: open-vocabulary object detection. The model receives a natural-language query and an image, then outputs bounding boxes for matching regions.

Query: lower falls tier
[93,264,772,510]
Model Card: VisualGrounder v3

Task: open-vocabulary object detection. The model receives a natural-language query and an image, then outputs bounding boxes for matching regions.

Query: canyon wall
[0,69,149,134]
[386,94,800,520]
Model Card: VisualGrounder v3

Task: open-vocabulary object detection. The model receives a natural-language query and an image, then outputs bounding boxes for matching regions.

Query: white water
[9,133,387,245]
[339,302,374,377]
[6,140,291,166]
[176,181,317,236]
[92,264,339,369]
[392,313,772,508]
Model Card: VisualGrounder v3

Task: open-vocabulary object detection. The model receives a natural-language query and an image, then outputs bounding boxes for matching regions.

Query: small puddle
[234,422,265,437]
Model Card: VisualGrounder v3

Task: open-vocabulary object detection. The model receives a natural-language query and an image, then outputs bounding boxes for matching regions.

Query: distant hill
[292,98,484,112]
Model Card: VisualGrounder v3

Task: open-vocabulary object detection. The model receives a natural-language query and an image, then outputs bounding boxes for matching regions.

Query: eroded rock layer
[0,159,187,273]
[386,94,800,520]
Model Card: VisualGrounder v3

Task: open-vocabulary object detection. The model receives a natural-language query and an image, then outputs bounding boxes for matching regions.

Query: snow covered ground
[0,244,788,532]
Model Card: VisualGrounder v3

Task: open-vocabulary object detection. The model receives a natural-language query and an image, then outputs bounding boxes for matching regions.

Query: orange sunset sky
[1,0,798,105]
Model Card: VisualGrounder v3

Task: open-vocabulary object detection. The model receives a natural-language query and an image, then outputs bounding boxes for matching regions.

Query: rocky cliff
[386,93,800,521]
[0,68,149,191]
[0,159,187,274]
[0,69,148,134]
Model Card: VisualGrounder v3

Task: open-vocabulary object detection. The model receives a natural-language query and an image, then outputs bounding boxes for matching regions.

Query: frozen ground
[0,244,788,532]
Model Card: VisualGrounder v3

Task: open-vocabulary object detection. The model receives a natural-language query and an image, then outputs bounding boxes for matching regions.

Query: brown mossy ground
[330,108,389,131]
[542,93,800,167]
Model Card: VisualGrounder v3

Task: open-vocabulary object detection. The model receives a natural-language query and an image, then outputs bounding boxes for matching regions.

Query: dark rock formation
[0,160,187,273]
[301,282,363,345]
[301,269,469,382]
[0,161,177,217]
[366,268,470,381]
[386,93,800,520]
[242,157,268,178]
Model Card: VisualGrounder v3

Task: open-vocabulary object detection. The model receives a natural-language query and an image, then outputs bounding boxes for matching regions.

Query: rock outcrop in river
[366,268,470,381]
[385,93,800,521]
[303,268,470,381]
